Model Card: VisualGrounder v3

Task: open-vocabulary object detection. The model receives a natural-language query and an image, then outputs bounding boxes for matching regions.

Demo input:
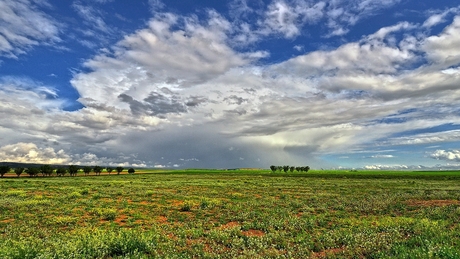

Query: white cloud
[423,15,460,68]
[0,0,61,57]
[0,142,72,164]
[72,1,111,33]
[0,142,147,166]
[423,7,459,28]
[364,164,409,170]
[71,12,262,115]
[263,0,302,38]
[430,149,460,162]
[3,3,460,169]
[149,0,165,12]
[387,129,460,146]
[65,13,460,168]
[370,155,394,158]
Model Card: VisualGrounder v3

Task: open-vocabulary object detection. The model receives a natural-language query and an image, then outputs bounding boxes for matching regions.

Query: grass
[0,170,460,258]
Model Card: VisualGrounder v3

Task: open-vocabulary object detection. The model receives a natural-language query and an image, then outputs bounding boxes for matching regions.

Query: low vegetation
[0,169,460,258]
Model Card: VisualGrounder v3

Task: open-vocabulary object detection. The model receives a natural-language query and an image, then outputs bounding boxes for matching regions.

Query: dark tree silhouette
[68,165,79,176]
[116,167,124,175]
[83,166,92,176]
[0,166,10,177]
[26,168,39,177]
[40,165,53,176]
[56,168,67,176]
[14,167,25,177]
[93,166,103,176]
[283,165,289,173]
[128,168,135,174]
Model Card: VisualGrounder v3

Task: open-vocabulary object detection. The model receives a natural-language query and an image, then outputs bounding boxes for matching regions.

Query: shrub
[68,191,82,199]
[180,201,194,212]
[91,208,117,220]
[128,168,135,174]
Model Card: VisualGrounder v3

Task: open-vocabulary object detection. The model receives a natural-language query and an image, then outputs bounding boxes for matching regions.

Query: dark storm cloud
[185,96,209,107]
[224,95,247,105]
[118,92,187,117]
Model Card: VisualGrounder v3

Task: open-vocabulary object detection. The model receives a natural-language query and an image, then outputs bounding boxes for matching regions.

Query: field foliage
[1,170,460,258]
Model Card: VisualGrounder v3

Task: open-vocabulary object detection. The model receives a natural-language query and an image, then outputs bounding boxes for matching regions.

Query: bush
[91,208,117,220]
[128,168,135,174]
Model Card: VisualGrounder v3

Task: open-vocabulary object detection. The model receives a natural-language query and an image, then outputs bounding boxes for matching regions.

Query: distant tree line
[270,165,310,173]
[0,164,136,178]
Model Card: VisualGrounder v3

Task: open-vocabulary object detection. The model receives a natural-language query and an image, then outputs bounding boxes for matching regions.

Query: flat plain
[1,169,460,258]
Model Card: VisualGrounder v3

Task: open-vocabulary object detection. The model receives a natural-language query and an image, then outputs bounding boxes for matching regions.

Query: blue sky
[1,0,460,169]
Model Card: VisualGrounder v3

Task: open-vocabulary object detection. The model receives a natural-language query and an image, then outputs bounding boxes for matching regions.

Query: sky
[1,0,460,170]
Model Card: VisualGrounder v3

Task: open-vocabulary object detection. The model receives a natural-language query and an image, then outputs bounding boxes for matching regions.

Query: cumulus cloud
[0,142,72,164]
[364,163,460,170]
[430,149,460,162]
[2,2,460,168]
[0,142,147,166]
[423,15,460,68]
[71,12,263,117]
[364,164,410,170]
[0,0,61,57]
[67,12,460,168]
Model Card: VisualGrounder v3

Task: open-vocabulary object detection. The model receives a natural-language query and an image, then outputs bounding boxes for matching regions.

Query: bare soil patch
[114,214,128,226]
[156,216,168,224]
[241,229,265,237]
[311,247,346,258]
[218,221,240,229]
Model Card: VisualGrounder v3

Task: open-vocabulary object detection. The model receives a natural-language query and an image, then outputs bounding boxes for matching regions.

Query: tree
[277,166,283,172]
[68,165,79,176]
[106,167,113,175]
[93,166,103,176]
[26,168,39,177]
[295,167,301,172]
[128,168,135,174]
[304,166,310,173]
[116,167,124,175]
[14,167,25,178]
[40,165,53,176]
[290,166,295,172]
[0,166,10,178]
[83,166,92,176]
[283,165,290,173]
[56,168,67,177]
[270,165,277,173]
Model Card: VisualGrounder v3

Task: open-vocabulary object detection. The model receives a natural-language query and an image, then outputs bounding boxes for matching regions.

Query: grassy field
[1,169,460,258]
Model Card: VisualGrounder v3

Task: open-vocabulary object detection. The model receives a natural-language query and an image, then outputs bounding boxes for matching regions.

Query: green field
[1,170,460,258]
